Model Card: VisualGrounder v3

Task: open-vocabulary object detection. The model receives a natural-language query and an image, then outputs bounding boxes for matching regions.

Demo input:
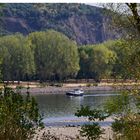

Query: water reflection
[34,92,118,119]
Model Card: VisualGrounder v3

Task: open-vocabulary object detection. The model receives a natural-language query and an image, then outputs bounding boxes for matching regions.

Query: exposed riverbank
[34,126,113,140]
[34,117,114,140]
[10,83,140,94]
[19,85,114,94]
[1,81,139,94]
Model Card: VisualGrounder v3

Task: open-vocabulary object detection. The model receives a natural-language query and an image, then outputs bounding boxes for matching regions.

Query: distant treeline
[0,30,139,82]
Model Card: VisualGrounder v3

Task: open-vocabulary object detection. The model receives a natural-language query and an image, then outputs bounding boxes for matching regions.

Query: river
[33,91,119,126]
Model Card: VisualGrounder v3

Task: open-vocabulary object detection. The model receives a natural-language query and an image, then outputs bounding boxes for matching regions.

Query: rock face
[1,3,117,45]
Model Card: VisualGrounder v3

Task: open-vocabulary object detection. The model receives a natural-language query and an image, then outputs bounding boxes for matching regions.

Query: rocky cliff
[1,3,117,45]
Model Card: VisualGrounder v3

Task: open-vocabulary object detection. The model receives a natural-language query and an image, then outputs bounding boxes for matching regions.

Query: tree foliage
[75,106,108,140]
[0,30,80,82]
[104,91,140,140]
[76,3,140,139]
[29,30,79,81]
[104,3,140,39]
[0,87,43,140]
[0,30,139,82]
[80,123,103,140]
[1,3,108,45]
[0,34,35,82]
[126,3,140,35]
[78,43,116,81]
[105,39,140,79]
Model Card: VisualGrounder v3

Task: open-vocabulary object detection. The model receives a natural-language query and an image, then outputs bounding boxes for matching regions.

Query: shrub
[75,106,107,140]
[80,123,104,140]
[86,83,91,87]
[55,83,63,87]
[92,83,98,86]
[0,86,43,140]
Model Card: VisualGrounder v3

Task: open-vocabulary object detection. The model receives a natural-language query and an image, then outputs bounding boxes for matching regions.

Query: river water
[34,91,119,126]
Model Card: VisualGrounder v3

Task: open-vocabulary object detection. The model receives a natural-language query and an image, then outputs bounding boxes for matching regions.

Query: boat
[66,89,84,96]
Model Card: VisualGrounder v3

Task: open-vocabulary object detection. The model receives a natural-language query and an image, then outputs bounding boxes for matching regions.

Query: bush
[104,91,140,140]
[92,83,98,86]
[55,83,63,87]
[80,123,104,140]
[39,82,48,88]
[16,85,24,93]
[49,83,63,87]
[86,83,91,87]
[0,86,43,140]
[75,106,107,140]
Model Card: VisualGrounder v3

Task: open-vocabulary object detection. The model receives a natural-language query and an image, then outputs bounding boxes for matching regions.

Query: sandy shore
[3,81,139,94]
[18,85,114,94]
[33,117,114,140]
[34,126,113,140]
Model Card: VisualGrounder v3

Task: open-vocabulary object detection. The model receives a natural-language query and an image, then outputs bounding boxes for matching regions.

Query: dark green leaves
[0,87,43,140]
[29,30,79,81]
[80,123,104,140]
[75,106,108,140]
[0,34,35,82]
[75,106,108,121]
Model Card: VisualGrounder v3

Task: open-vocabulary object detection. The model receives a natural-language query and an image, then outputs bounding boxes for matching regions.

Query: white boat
[66,89,84,96]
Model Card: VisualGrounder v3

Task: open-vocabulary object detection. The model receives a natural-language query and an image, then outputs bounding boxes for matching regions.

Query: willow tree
[90,45,116,82]
[29,30,79,81]
[78,44,116,82]
[0,34,35,82]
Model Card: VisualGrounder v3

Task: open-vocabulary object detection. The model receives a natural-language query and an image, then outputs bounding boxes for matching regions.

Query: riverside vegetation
[0,30,140,83]
[74,3,140,140]
[0,86,43,140]
[0,3,140,140]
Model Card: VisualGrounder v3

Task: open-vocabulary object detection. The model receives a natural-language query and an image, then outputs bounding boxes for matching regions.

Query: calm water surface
[33,91,119,125]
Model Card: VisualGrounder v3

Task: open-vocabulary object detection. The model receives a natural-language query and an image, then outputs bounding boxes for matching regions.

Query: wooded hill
[1,3,118,45]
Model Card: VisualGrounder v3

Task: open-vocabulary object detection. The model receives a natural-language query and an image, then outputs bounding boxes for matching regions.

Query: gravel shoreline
[19,85,114,94]
[34,125,113,140]
[6,82,137,94]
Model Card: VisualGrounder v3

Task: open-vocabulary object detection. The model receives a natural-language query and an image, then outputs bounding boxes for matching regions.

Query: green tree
[104,39,140,80]
[78,44,116,82]
[76,3,140,140]
[0,86,43,140]
[78,47,91,79]
[90,45,116,82]
[104,90,140,140]
[29,30,79,81]
[0,34,35,82]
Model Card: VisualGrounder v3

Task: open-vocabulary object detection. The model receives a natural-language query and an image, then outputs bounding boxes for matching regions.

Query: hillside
[1,3,117,45]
